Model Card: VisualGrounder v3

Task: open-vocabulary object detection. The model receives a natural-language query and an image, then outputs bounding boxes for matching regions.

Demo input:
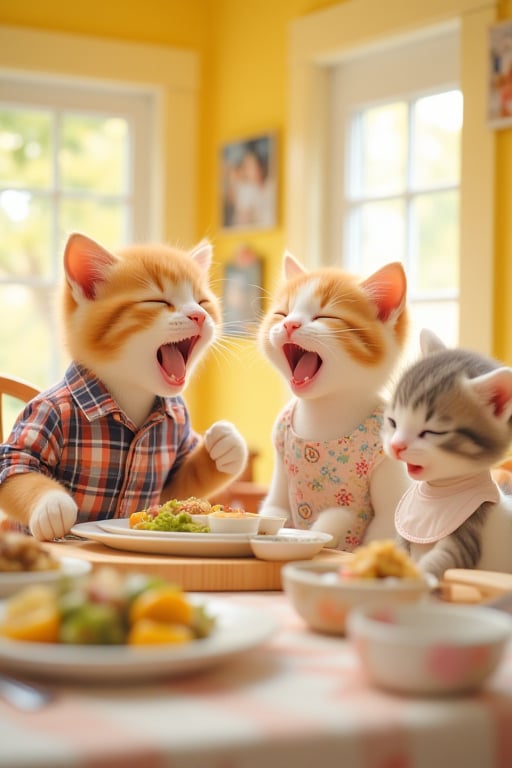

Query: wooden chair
[0,374,40,442]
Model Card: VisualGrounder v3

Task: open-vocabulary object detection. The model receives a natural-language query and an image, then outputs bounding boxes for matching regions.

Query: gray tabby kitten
[382,329,512,579]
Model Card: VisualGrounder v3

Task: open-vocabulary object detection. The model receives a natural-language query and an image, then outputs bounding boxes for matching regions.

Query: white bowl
[281,559,432,635]
[208,513,260,535]
[249,531,332,561]
[257,516,287,535]
[347,602,512,696]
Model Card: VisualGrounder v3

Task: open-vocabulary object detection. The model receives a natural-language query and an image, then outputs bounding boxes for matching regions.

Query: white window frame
[0,75,155,245]
[286,0,496,355]
[0,23,200,247]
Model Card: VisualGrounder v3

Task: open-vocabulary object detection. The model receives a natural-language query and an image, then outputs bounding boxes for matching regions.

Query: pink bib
[395,471,500,544]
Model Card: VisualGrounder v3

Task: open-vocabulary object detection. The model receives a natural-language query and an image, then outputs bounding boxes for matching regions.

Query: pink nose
[391,440,407,460]
[283,320,301,339]
[189,312,205,329]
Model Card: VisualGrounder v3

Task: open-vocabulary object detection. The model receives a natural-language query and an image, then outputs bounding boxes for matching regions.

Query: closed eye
[140,299,173,308]
[419,430,449,438]
[387,417,396,429]
[313,315,339,321]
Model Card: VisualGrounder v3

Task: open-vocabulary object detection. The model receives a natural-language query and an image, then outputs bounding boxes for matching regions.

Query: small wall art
[488,19,512,129]
[223,245,264,337]
[220,133,277,230]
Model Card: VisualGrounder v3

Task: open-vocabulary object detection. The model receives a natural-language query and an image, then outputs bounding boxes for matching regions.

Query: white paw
[204,420,248,476]
[29,491,78,541]
[312,507,354,549]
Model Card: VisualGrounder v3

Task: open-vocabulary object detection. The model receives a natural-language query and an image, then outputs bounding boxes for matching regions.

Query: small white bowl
[281,559,432,635]
[347,602,512,696]
[249,531,332,561]
[257,516,287,535]
[208,512,260,535]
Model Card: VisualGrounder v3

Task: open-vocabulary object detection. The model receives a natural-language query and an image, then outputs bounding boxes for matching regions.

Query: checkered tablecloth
[2,592,512,768]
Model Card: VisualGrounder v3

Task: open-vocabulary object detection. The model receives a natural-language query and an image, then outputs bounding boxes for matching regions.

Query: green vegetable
[140,510,209,533]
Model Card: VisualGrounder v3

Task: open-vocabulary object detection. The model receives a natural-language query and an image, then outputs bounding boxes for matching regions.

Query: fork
[0,674,55,711]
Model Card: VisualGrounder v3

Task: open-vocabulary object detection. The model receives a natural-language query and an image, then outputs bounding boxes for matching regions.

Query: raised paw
[204,420,248,477]
[29,490,78,541]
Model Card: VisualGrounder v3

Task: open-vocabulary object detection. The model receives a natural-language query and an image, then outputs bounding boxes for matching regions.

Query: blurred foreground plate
[0,597,277,683]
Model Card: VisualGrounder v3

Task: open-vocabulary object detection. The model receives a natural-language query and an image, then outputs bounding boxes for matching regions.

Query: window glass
[0,78,153,389]
[0,107,53,188]
[412,91,462,189]
[357,103,407,197]
[60,114,129,195]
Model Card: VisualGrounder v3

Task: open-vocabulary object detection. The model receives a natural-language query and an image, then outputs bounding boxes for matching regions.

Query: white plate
[72,521,330,559]
[96,518,217,537]
[250,532,333,561]
[0,557,92,598]
[72,521,255,557]
[0,597,277,683]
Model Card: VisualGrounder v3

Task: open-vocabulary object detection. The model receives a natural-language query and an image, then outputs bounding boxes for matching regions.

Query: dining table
[2,538,512,768]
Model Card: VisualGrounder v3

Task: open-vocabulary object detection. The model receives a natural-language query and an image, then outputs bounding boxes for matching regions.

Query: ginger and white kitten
[383,329,512,579]
[258,251,410,550]
[0,233,247,540]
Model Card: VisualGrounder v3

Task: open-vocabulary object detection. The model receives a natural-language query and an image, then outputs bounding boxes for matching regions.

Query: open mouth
[406,463,424,477]
[157,336,199,386]
[283,342,322,388]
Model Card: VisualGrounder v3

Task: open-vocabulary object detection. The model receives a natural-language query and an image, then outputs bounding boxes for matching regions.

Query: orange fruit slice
[129,586,193,626]
[128,619,194,645]
[0,605,60,643]
[0,584,60,643]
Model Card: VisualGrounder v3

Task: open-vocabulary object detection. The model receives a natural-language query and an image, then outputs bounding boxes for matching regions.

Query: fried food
[343,539,421,580]
[0,532,59,573]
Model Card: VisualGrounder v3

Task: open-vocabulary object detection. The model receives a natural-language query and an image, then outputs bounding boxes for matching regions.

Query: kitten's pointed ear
[189,239,212,273]
[64,233,116,301]
[283,250,307,279]
[469,368,512,421]
[361,262,407,322]
[420,328,446,357]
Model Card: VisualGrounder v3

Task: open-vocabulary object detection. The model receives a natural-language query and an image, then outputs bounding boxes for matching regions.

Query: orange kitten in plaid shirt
[0,234,248,540]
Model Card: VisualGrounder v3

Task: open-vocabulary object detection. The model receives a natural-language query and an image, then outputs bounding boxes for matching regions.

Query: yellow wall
[1,0,512,484]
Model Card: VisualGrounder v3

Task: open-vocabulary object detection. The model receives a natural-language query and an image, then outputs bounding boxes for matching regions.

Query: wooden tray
[44,540,349,591]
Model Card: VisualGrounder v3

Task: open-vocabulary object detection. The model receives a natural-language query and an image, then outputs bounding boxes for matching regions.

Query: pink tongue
[160,344,185,381]
[293,351,320,382]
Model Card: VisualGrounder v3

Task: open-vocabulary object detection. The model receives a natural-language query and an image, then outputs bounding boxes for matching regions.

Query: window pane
[0,284,63,387]
[357,102,407,197]
[0,192,54,279]
[407,300,458,356]
[411,190,459,295]
[412,91,462,189]
[60,114,129,195]
[354,199,405,274]
[0,108,53,189]
[60,199,126,250]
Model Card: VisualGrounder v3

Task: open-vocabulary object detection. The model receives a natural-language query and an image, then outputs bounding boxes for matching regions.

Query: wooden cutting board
[44,540,350,591]
[440,569,512,604]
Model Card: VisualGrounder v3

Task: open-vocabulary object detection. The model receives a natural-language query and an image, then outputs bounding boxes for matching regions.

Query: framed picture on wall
[223,245,263,337]
[488,20,512,129]
[220,133,277,230]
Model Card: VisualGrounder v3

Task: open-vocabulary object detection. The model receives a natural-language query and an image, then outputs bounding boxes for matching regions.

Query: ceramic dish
[0,597,277,683]
[281,559,432,635]
[257,516,287,535]
[249,531,333,562]
[208,513,260,535]
[0,557,92,599]
[72,521,255,557]
[346,601,512,695]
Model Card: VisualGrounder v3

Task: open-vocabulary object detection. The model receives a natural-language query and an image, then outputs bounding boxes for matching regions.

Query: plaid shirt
[0,362,199,522]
